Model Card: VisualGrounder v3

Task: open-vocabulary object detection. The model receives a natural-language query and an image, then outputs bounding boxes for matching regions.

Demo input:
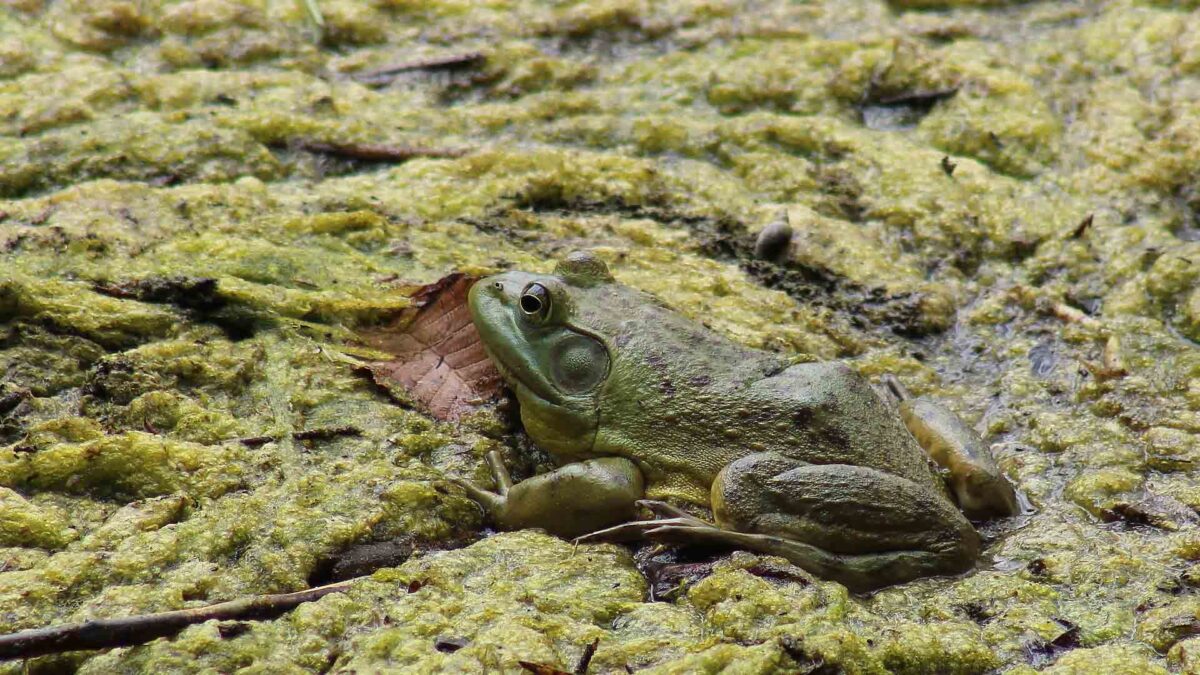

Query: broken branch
[0,580,356,661]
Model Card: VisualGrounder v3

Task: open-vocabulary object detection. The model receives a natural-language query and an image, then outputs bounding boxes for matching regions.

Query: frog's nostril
[492,282,504,292]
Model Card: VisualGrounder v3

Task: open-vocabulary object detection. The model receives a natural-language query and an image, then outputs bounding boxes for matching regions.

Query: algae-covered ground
[1,0,1199,672]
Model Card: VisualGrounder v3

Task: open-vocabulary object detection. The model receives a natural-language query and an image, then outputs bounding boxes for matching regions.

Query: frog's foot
[896,396,1021,519]
[450,449,512,517]
[574,500,711,543]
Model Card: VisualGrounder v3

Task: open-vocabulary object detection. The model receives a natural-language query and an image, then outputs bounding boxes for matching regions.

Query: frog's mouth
[479,337,564,408]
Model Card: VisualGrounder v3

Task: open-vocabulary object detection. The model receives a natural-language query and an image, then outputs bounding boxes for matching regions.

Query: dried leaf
[357,273,504,421]
[518,661,572,675]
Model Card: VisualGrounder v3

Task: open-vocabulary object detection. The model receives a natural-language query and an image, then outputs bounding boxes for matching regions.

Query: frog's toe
[450,477,504,514]
[574,517,701,544]
[642,521,729,546]
[636,500,709,525]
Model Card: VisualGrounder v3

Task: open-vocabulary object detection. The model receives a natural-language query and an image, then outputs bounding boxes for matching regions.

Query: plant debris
[941,155,957,176]
[1070,214,1095,239]
[352,52,486,86]
[236,426,362,448]
[290,140,470,163]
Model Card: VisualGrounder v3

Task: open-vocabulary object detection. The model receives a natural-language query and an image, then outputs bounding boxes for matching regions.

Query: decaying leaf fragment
[357,274,504,421]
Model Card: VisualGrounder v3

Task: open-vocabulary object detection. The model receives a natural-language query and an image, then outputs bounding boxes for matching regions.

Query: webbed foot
[451,449,512,518]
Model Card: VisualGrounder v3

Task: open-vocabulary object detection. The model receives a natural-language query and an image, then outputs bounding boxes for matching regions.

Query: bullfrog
[456,251,1018,591]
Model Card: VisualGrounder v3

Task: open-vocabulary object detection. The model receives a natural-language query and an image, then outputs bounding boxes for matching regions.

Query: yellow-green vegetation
[0,0,1197,672]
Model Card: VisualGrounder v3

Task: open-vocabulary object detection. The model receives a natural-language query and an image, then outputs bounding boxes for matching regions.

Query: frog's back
[583,282,944,501]
[744,362,946,491]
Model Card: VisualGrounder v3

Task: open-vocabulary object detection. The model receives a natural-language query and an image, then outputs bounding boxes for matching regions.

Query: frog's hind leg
[708,452,979,591]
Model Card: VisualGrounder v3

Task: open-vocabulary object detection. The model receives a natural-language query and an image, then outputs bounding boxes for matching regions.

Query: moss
[1136,598,1200,653]
[2,431,249,500]
[1040,644,1169,675]
[0,488,76,549]
[0,276,178,349]
[1167,636,1200,673]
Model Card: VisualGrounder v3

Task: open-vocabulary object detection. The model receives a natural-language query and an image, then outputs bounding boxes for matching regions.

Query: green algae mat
[1,0,1199,672]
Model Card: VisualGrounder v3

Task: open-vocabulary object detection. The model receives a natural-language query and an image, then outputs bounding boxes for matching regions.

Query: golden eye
[520,283,551,318]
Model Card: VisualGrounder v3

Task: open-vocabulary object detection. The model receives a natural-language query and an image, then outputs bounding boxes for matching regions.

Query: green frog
[456,251,1018,591]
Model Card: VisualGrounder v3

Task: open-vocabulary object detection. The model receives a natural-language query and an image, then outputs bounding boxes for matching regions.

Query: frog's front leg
[455,450,645,538]
[884,377,1021,520]
[580,452,980,592]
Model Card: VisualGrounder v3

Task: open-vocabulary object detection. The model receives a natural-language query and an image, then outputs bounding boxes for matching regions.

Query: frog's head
[469,251,620,457]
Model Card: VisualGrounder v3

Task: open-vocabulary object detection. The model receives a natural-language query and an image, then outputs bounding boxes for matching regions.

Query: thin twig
[299,0,325,27]
[873,87,959,107]
[0,580,356,661]
[574,638,600,675]
[1069,213,1094,239]
[292,140,469,163]
[293,425,362,442]
[236,426,362,447]
[1049,301,1099,328]
[352,52,485,86]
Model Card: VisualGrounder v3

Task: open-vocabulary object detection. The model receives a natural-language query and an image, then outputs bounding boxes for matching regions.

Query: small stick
[1070,214,1094,239]
[293,140,469,163]
[237,426,362,447]
[298,0,324,27]
[882,374,910,402]
[574,638,600,675]
[293,425,361,442]
[1049,301,1099,328]
[0,580,355,661]
[352,52,485,85]
[874,87,959,107]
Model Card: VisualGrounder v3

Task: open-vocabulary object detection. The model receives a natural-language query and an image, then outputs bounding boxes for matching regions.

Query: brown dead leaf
[357,273,504,421]
[518,661,572,675]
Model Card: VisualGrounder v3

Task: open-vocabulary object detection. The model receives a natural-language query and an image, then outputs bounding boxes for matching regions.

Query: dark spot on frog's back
[615,332,631,347]
[659,378,676,397]
[815,419,849,449]
[792,408,814,427]
[688,374,712,388]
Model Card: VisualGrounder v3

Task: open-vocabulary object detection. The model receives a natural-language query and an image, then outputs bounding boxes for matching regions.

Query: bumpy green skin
[465,252,1004,590]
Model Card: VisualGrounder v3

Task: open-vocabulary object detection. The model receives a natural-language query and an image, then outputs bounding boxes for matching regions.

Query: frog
[455,251,1019,591]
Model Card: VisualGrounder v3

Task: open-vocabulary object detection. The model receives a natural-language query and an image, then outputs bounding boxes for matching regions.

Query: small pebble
[753,216,793,263]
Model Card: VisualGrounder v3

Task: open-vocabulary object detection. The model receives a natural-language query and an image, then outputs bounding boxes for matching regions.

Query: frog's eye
[519,283,551,319]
